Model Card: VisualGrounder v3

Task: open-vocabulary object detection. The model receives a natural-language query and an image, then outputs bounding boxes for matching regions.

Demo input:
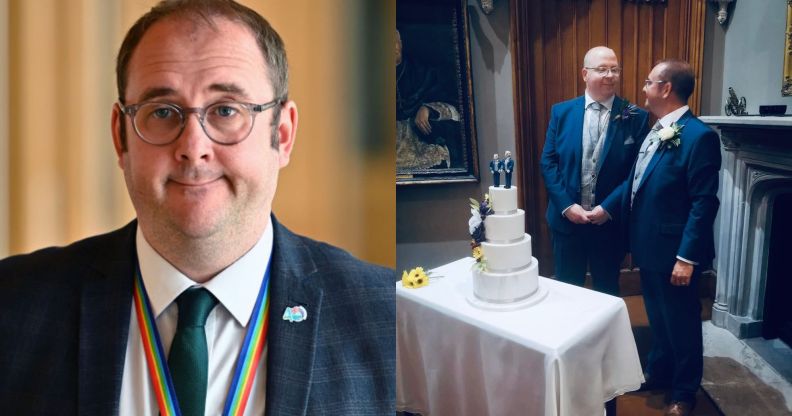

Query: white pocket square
[623,136,635,145]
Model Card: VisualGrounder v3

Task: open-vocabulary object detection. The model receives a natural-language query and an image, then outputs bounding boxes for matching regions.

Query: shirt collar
[136,222,273,326]
[584,91,615,112]
[658,105,689,129]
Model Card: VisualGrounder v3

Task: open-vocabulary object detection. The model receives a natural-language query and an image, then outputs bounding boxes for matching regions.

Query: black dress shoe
[638,373,672,391]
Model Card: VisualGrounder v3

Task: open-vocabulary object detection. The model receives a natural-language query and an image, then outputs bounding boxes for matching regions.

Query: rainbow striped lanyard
[132,264,271,416]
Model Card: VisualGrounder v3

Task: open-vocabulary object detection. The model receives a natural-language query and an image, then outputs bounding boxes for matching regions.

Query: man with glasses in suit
[601,59,721,416]
[0,1,395,415]
[541,46,649,296]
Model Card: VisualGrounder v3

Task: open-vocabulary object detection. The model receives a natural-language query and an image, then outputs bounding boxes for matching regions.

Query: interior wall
[699,1,792,270]
[1,0,395,267]
[700,2,726,116]
[396,0,513,273]
[718,0,792,114]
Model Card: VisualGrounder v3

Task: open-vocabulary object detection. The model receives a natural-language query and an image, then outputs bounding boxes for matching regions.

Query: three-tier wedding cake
[469,186,539,305]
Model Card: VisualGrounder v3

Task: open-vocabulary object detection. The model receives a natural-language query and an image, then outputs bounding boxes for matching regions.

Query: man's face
[112,17,297,243]
[643,64,667,112]
[582,50,619,101]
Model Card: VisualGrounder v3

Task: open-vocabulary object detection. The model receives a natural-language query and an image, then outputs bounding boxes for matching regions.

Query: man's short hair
[656,59,695,103]
[116,0,287,149]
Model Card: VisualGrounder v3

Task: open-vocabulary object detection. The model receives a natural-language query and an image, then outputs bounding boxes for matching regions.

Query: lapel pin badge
[282,305,308,323]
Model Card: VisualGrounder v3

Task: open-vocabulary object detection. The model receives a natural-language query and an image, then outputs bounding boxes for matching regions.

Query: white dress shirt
[656,105,689,131]
[119,223,273,416]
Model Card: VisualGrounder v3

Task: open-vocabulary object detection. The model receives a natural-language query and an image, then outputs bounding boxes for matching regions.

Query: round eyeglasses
[119,99,282,145]
[584,66,622,76]
[644,79,667,87]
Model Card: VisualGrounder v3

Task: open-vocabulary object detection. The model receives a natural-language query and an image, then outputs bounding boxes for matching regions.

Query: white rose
[468,214,482,235]
[658,126,675,141]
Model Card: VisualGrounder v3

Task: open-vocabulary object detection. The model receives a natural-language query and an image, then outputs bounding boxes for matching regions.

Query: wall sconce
[710,0,734,25]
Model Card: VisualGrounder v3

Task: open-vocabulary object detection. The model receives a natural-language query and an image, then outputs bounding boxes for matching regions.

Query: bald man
[541,46,649,295]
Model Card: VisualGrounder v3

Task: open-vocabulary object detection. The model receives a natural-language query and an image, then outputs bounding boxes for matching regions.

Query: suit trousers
[640,267,703,404]
[551,224,623,296]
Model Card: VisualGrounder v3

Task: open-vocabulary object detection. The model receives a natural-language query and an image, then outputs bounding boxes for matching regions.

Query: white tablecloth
[397,258,644,416]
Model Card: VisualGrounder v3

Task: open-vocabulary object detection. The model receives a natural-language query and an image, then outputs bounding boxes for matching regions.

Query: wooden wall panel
[510,0,705,276]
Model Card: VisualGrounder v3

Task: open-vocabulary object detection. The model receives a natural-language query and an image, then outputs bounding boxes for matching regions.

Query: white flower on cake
[469,212,482,235]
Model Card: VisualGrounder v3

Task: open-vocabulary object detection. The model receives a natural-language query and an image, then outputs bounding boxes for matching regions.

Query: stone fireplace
[700,116,792,340]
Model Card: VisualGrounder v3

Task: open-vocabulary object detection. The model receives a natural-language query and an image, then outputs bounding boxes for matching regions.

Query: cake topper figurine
[503,150,514,189]
[489,153,502,187]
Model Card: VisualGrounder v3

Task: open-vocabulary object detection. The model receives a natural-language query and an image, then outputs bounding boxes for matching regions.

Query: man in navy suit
[541,46,649,295]
[0,1,394,415]
[490,153,502,187]
[503,150,515,189]
[601,59,721,416]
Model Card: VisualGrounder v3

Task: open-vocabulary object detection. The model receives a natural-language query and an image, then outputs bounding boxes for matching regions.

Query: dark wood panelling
[510,0,705,276]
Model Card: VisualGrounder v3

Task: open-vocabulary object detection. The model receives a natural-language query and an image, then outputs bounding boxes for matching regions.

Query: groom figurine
[540,46,649,295]
[503,150,514,189]
[602,59,721,416]
[490,153,502,187]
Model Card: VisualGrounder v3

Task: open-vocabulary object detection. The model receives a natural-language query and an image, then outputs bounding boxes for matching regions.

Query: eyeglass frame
[118,98,284,146]
[644,79,668,87]
[584,66,622,76]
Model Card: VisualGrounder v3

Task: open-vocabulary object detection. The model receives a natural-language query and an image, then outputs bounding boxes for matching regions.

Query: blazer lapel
[596,96,622,172]
[571,96,586,191]
[78,222,136,415]
[265,217,322,416]
[636,144,667,194]
[636,110,694,195]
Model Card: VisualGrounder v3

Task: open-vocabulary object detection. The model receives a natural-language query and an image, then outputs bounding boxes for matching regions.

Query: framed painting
[396,0,479,184]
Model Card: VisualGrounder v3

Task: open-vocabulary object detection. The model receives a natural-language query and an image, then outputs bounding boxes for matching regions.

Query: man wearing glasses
[601,60,721,416]
[541,46,649,296]
[0,1,394,415]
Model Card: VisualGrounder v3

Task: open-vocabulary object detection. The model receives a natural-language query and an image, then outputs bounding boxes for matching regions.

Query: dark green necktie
[168,287,218,416]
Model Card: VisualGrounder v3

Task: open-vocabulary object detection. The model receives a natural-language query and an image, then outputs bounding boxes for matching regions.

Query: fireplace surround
[700,116,792,340]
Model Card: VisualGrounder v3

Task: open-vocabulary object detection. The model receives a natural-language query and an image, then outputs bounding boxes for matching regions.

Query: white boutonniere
[657,122,683,149]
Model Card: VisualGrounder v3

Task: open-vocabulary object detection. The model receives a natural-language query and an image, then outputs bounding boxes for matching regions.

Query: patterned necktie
[168,287,218,416]
[587,102,604,146]
[631,121,663,204]
[581,102,607,209]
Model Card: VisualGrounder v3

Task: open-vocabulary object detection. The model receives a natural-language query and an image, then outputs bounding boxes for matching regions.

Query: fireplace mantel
[699,116,792,128]
[700,116,792,338]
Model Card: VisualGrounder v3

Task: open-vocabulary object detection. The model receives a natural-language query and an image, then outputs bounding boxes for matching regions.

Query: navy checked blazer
[0,216,396,415]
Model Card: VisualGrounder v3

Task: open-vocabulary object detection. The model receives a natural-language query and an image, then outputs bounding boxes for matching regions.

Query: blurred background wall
[0,0,395,267]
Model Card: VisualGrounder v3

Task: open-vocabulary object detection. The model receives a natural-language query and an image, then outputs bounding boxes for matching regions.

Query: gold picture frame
[396,0,480,185]
[784,0,792,96]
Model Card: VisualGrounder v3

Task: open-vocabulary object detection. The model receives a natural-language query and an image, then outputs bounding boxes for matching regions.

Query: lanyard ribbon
[133,265,271,416]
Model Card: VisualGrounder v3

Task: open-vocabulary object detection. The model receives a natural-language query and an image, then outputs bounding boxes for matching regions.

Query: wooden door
[509,0,706,278]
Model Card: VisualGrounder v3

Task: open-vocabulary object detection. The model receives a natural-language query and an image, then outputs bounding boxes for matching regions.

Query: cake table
[396,257,644,416]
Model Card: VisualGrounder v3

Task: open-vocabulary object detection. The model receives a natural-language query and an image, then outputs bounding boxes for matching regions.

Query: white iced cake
[472,186,539,303]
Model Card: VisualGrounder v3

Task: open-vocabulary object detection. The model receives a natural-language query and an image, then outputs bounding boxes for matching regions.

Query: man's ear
[111,103,126,168]
[275,100,298,168]
[661,82,673,100]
